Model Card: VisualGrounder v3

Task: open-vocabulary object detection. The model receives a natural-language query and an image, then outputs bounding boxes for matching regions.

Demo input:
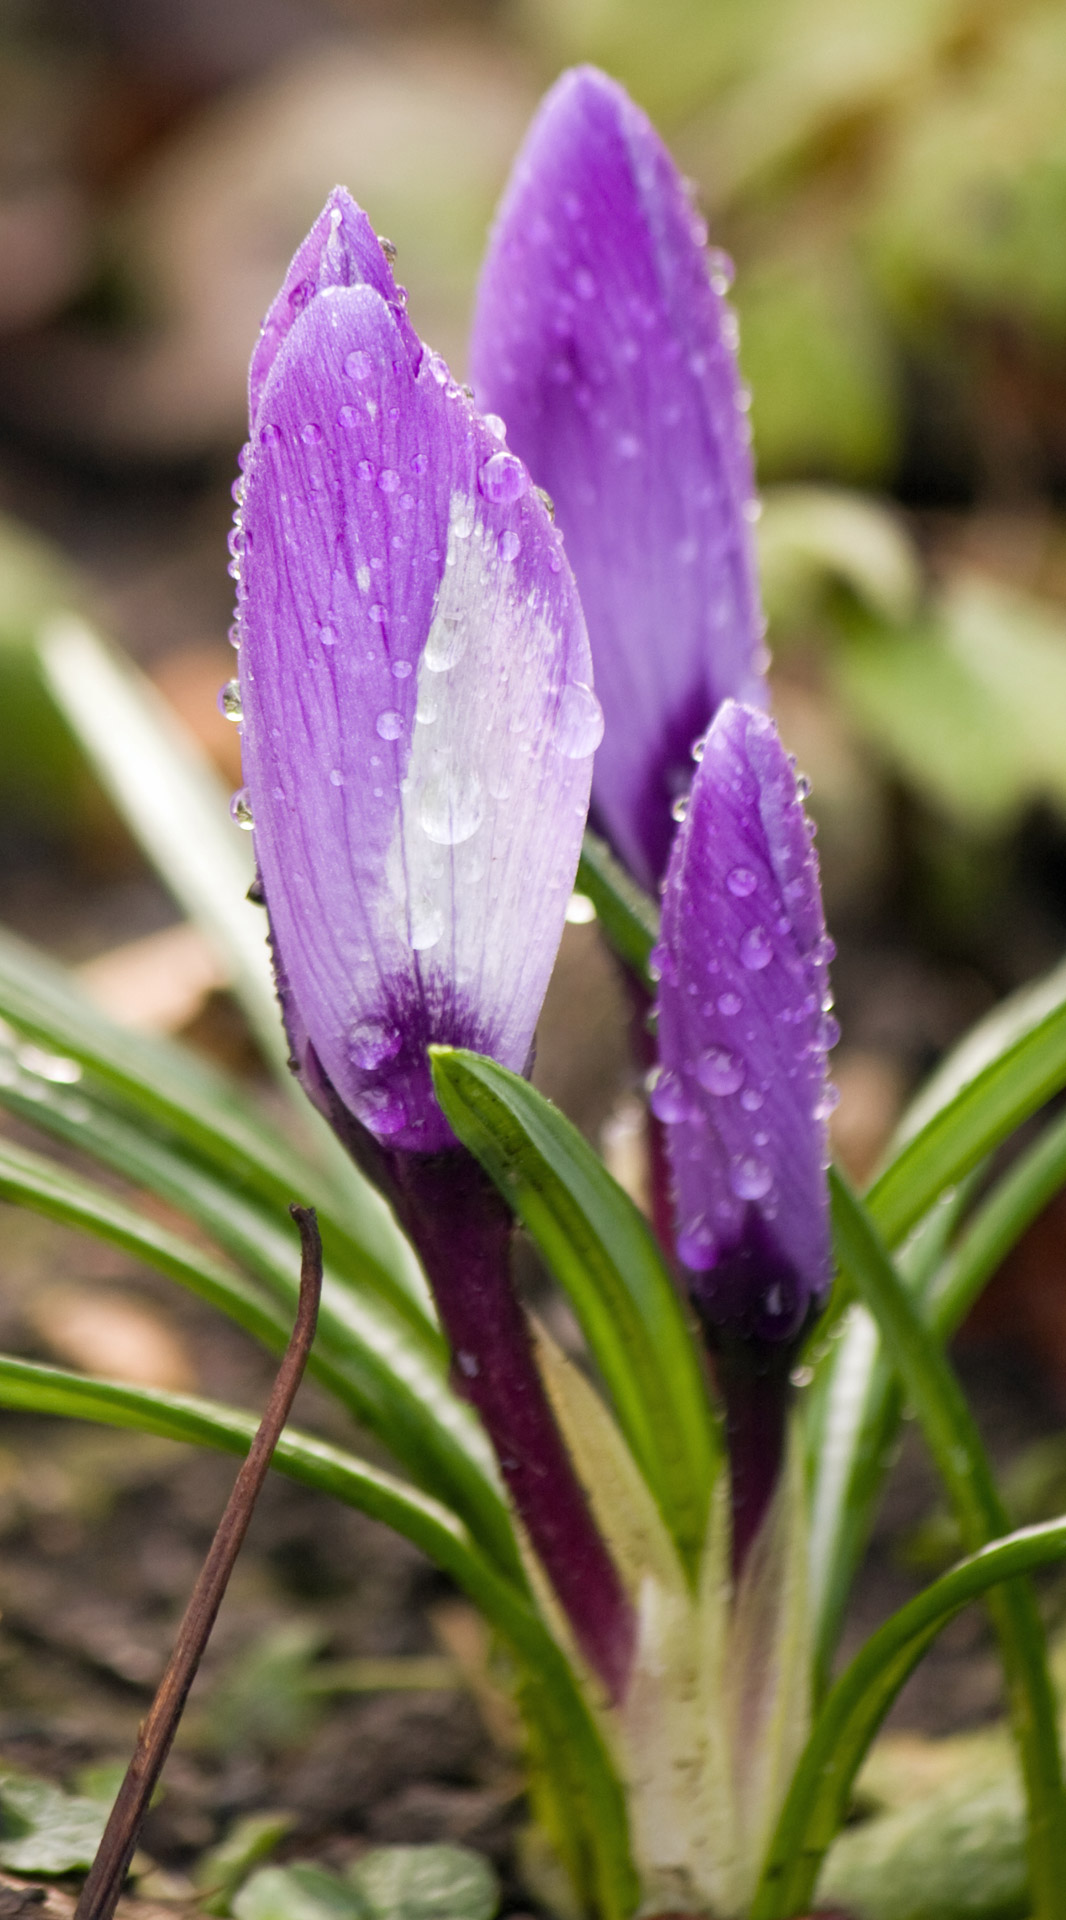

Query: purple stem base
[385,1147,635,1703]
[712,1339,793,1575]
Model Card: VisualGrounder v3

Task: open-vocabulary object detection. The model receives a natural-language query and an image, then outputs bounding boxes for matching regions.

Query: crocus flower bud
[471,67,767,892]
[234,191,602,1156]
[232,191,633,1700]
[653,700,835,1350]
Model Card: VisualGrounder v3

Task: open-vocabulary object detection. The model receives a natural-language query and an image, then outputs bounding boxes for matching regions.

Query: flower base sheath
[232,187,634,1700]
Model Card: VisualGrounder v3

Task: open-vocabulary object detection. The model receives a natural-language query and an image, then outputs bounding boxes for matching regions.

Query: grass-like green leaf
[0,1076,520,1578]
[576,831,658,988]
[751,1516,1066,1920]
[0,923,429,1325]
[828,1171,1066,1920]
[869,966,1066,1250]
[0,1355,638,1920]
[431,1048,720,1579]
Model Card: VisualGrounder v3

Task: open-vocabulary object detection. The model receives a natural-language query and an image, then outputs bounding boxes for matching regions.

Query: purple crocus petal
[236,277,598,1155]
[248,187,418,428]
[470,66,766,892]
[655,700,835,1347]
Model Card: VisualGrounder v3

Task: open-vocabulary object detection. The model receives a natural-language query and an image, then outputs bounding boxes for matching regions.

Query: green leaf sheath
[576,831,658,988]
[829,1173,1066,1920]
[430,1048,721,1579]
[0,1356,639,1920]
[752,1517,1066,1920]
[0,924,426,1325]
[0,1087,520,1582]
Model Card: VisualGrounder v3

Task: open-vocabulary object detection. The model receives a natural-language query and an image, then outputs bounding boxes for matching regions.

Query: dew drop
[230,787,254,830]
[376,709,404,740]
[218,679,242,723]
[730,1154,772,1201]
[696,1048,744,1096]
[391,658,412,679]
[678,1215,718,1271]
[727,865,757,898]
[378,467,400,493]
[349,1019,402,1070]
[484,414,507,441]
[820,1013,842,1050]
[424,612,468,673]
[740,1087,764,1112]
[499,528,521,563]
[671,794,689,823]
[764,1283,785,1317]
[718,990,742,1016]
[409,904,444,951]
[553,682,604,758]
[457,1350,480,1378]
[478,451,529,504]
[574,267,597,300]
[301,422,322,444]
[329,768,344,787]
[740,926,773,970]
[318,623,336,647]
[353,1085,406,1136]
[419,766,484,845]
[742,498,763,523]
[647,941,677,986]
[228,622,240,650]
[345,349,372,380]
[646,1066,693,1124]
[369,604,387,624]
[815,1081,841,1121]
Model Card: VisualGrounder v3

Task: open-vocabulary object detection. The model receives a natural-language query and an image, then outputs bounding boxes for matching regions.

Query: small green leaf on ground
[0,1772,110,1873]
[348,1846,499,1920]
[233,1865,363,1920]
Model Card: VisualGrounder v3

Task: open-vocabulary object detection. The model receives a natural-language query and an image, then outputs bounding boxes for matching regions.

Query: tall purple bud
[232,188,634,1699]
[654,701,836,1561]
[471,66,767,893]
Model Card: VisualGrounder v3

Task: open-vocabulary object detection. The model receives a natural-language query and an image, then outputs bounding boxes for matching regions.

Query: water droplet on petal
[318,623,336,647]
[499,528,521,563]
[378,468,400,494]
[218,680,242,723]
[348,1019,402,1070]
[478,451,529,504]
[301,422,322,444]
[483,414,507,441]
[553,682,604,758]
[391,659,412,679]
[743,498,763,523]
[345,349,372,380]
[764,1283,785,1317]
[696,1048,744,1096]
[815,1081,841,1120]
[353,1085,406,1136]
[730,1154,772,1200]
[671,794,689,823]
[646,1066,693,1124]
[574,267,596,300]
[409,904,444,951]
[678,1216,718,1271]
[740,1087,764,1112]
[647,941,677,987]
[727,866,757,898]
[820,1013,841,1050]
[376,709,404,740]
[329,768,344,787]
[740,926,773,970]
[718,990,742,1016]
[424,612,467,673]
[230,787,254,830]
[419,766,484,845]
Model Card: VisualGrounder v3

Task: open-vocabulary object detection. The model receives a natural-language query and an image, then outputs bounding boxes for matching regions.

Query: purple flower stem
[384,1147,635,1703]
[711,1338,793,1577]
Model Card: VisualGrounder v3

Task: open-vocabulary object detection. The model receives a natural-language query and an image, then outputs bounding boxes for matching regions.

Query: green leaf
[868,976,1066,1250]
[0,1079,520,1579]
[431,1048,720,1578]
[348,1846,498,1920]
[758,485,921,632]
[197,1812,296,1916]
[0,1355,638,1920]
[576,830,658,986]
[829,1172,1066,1920]
[234,1866,362,1920]
[750,1514,1066,1920]
[0,921,422,1313]
[0,1769,111,1873]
